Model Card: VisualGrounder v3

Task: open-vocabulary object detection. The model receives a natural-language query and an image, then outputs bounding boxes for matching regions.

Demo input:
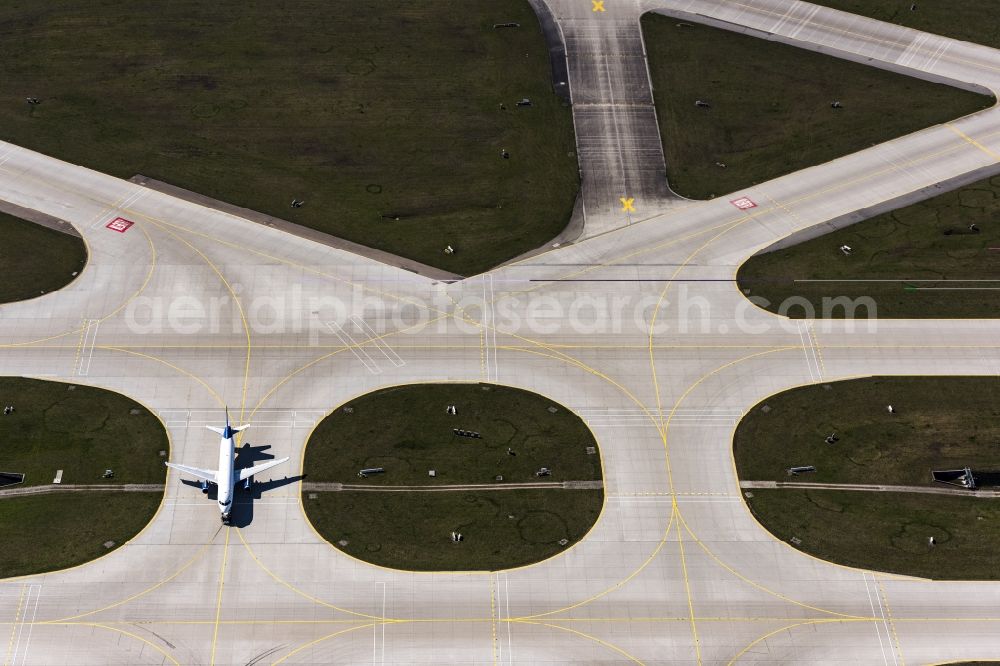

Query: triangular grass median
[641,14,995,199]
[0,0,578,276]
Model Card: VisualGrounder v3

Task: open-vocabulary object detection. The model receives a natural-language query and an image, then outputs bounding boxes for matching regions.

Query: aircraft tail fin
[206,406,249,437]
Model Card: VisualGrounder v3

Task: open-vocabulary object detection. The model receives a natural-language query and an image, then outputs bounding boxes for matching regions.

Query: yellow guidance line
[675,504,703,665]
[234,526,380,620]
[877,576,907,666]
[84,622,180,666]
[3,585,25,666]
[491,576,499,666]
[43,532,218,623]
[271,622,379,665]
[946,123,1000,161]
[142,219,253,425]
[209,527,231,666]
[514,620,646,664]
[726,618,861,666]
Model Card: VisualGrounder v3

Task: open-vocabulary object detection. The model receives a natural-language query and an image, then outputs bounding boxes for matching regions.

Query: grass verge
[736,376,1000,579]
[745,489,1000,579]
[303,383,603,570]
[734,377,1000,486]
[641,14,993,199]
[810,1,1000,49]
[0,378,166,578]
[0,492,161,578]
[0,0,578,276]
[307,488,602,571]
[0,213,85,304]
[304,383,601,486]
[736,174,1000,319]
[0,377,168,487]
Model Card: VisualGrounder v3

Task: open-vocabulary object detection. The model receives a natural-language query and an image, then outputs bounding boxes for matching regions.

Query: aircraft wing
[238,457,290,482]
[165,462,218,484]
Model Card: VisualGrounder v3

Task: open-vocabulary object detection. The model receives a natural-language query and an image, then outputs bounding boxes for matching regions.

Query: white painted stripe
[88,188,147,230]
[352,316,404,368]
[488,275,499,382]
[77,319,101,376]
[373,581,386,665]
[326,321,380,374]
[9,584,41,666]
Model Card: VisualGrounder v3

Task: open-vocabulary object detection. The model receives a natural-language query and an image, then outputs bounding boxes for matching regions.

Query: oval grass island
[0,378,167,578]
[302,383,604,571]
[735,376,1000,580]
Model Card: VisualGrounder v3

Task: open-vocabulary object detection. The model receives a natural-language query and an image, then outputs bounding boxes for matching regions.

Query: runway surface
[1,1,1000,663]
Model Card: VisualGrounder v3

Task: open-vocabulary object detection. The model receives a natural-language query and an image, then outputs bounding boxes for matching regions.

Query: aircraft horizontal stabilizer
[206,423,250,436]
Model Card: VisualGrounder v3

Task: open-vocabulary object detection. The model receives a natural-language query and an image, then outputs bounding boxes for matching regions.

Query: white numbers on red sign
[729,197,757,210]
[106,217,134,233]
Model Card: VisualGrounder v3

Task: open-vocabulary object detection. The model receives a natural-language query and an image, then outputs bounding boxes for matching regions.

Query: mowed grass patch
[306,488,602,571]
[736,174,1000,319]
[303,383,603,570]
[641,14,993,199]
[736,376,1000,578]
[0,377,168,487]
[0,1,578,276]
[0,492,161,578]
[0,213,85,304]
[304,383,601,486]
[811,1,1000,49]
[745,489,1000,579]
[735,377,1000,486]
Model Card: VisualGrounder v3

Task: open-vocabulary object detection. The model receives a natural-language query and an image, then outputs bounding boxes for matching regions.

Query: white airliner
[166,409,289,523]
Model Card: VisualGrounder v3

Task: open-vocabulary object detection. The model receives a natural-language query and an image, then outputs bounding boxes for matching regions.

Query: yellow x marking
[592,0,606,12]
[620,197,635,212]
